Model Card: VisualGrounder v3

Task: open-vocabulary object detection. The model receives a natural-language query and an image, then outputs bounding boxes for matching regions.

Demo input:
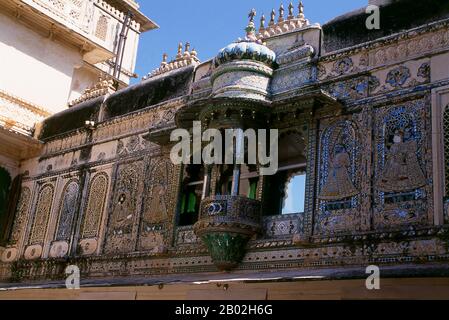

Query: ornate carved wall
[79,172,109,255]
[54,180,79,242]
[28,184,54,245]
[104,161,144,254]
[9,187,31,246]
[316,119,361,234]
[139,157,176,253]
[373,97,432,229]
[1,3,449,283]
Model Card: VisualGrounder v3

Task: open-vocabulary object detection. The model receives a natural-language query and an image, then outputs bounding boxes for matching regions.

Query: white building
[0,0,157,244]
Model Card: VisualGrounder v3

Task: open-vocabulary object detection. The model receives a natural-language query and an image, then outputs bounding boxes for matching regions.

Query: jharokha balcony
[194,195,262,271]
[3,0,157,65]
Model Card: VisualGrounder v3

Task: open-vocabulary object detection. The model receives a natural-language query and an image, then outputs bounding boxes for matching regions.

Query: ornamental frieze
[41,97,186,158]
[370,61,431,95]
[318,24,449,81]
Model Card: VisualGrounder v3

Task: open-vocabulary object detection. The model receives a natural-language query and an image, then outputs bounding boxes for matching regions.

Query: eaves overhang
[0,127,43,161]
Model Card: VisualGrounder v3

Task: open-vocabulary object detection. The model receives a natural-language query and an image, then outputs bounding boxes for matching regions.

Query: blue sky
[132,0,367,83]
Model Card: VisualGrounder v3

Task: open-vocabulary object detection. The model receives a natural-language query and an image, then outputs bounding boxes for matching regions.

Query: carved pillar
[202,165,212,200]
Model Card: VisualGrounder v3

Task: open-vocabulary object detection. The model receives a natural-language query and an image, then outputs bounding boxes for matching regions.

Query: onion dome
[215,40,276,68]
[214,10,276,68]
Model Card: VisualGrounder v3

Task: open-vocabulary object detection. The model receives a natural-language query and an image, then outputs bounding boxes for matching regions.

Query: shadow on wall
[0,167,11,243]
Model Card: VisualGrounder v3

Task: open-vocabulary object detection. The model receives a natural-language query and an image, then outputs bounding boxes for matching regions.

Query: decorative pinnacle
[183,42,191,58]
[298,1,304,18]
[278,4,284,22]
[245,8,257,39]
[177,42,183,58]
[260,14,266,29]
[161,53,168,65]
[269,9,275,25]
[288,2,294,19]
[248,8,256,23]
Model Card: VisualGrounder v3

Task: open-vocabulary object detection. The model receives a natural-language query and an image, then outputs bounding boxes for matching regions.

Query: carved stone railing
[194,195,261,270]
[24,0,140,52]
[29,0,91,31]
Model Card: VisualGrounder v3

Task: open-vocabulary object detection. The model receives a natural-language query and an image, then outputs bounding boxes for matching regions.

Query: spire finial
[183,42,191,58]
[278,4,284,22]
[245,8,257,40]
[177,42,183,58]
[269,9,276,25]
[248,8,256,23]
[260,14,266,30]
[288,2,294,19]
[298,1,304,18]
[161,53,168,65]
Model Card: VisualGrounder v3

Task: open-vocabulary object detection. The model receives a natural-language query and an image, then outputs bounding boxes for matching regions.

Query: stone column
[202,165,212,200]
[231,129,244,196]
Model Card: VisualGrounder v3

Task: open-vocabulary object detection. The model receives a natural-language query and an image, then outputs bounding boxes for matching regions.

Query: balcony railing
[24,0,140,53]
[30,0,90,32]
[198,195,261,229]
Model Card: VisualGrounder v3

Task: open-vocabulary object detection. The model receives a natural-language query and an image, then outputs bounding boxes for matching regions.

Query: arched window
[29,184,54,245]
[9,187,31,246]
[178,165,203,226]
[55,181,80,241]
[443,105,449,198]
[81,173,108,239]
[264,131,307,215]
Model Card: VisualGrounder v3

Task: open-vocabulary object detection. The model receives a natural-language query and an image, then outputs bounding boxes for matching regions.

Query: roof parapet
[257,1,310,39]
[143,43,200,80]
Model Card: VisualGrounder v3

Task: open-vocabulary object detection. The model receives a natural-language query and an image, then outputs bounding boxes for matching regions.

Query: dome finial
[248,8,256,23]
[183,42,191,58]
[176,42,183,59]
[278,4,284,22]
[269,9,276,26]
[288,2,294,19]
[245,8,257,40]
[298,1,305,18]
[161,53,168,66]
[260,14,266,30]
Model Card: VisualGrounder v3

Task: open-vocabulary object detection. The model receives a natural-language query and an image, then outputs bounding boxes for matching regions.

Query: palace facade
[2,0,449,299]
